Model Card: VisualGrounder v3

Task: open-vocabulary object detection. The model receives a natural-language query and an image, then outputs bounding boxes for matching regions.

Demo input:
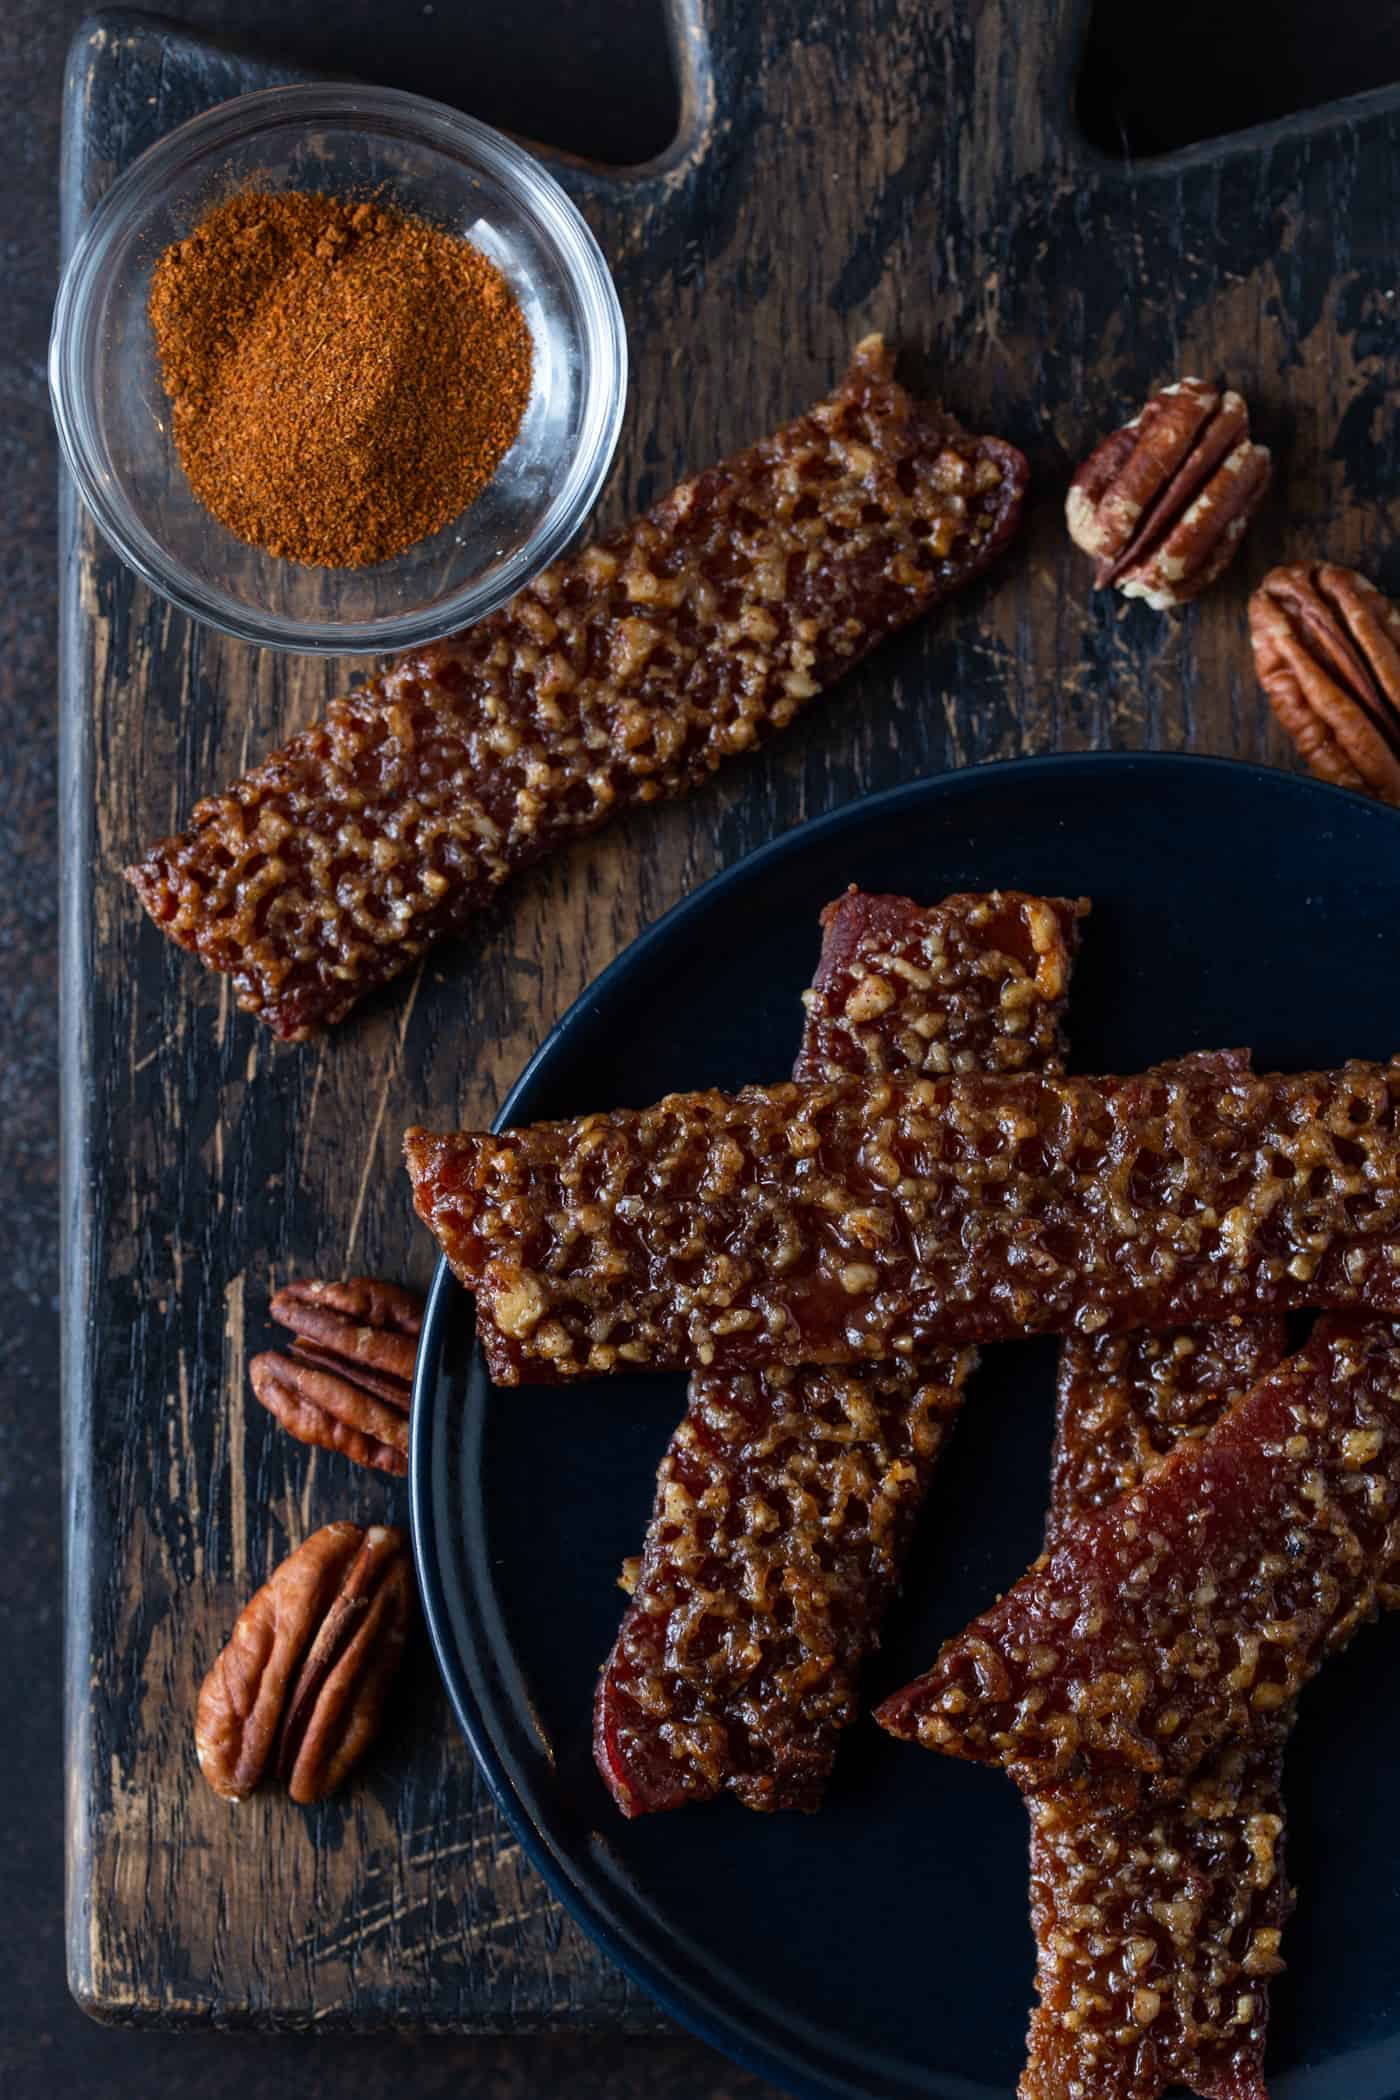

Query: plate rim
[408,750,1400,2100]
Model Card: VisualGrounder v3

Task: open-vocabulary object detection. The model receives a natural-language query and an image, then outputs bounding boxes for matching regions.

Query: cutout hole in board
[1077,0,1400,156]
[201,0,680,166]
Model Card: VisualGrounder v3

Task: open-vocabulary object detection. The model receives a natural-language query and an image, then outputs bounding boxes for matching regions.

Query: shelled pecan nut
[250,1276,424,1476]
[195,1522,412,1805]
[1066,376,1270,608]
[1249,562,1400,806]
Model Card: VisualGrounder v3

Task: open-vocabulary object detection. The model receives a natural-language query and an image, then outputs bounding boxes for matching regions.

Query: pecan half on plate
[195,1522,411,1805]
[1249,562,1400,806]
[1066,376,1270,608]
[251,1277,423,1476]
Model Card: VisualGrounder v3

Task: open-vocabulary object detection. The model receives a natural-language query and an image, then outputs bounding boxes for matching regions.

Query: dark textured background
[10,2,1400,2095]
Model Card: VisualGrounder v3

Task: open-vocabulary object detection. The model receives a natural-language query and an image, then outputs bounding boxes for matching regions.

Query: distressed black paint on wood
[62,0,1400,2033]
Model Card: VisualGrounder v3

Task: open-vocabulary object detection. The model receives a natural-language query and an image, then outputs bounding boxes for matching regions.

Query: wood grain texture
[61,0,1400,2032]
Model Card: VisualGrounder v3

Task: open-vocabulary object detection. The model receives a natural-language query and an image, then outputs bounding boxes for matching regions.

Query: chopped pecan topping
[195,1523,411,1805]
[1066,377,1270,608]
[250,1276,423,1476]
[1249,562,1400,805]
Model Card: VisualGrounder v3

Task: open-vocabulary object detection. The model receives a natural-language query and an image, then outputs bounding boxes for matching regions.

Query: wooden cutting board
[60,0,1400,2031]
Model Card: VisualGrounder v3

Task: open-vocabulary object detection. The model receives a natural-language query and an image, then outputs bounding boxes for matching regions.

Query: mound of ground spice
[148,190,533,568]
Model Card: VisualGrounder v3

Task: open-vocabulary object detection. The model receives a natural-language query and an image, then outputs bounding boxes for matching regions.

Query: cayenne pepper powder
[148,190,533,567]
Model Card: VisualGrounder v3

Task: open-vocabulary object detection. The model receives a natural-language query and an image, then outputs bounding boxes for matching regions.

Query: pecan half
[1066,377,1271,608]
[250,1277,423,1476]
[1250,563,1400,806]
[195,1522,412,1805]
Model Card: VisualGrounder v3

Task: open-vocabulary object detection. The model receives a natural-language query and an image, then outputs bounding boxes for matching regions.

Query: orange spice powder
[148,190,534,568]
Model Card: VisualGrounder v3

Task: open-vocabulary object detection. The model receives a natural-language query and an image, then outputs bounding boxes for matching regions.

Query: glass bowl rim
[48,81,628,655]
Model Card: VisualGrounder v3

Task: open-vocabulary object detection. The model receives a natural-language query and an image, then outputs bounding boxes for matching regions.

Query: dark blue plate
[410,753,1400,2100]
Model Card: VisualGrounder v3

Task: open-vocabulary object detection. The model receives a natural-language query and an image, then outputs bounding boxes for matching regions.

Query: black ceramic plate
[410,753,1400,2100]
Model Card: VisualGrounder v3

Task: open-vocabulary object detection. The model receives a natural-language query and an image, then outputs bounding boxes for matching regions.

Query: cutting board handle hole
[1077,0,1400,156]
[244,3,679,167]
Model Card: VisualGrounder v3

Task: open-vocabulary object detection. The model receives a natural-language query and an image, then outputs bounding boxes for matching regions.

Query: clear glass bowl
[48,84,627,654]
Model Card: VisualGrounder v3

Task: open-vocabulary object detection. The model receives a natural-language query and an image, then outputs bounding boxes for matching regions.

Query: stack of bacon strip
[404,965,1400,2099]
[594,887,1085,1815]
[126,337,1027,1040]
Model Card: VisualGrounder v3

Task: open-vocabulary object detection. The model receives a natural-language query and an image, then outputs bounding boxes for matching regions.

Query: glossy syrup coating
[876,1316,1400,1794]
[1025,1311,1290,2100]
[594,889,1084,1817]
[404,1061,1400,1385]
[126,337,1028,1040]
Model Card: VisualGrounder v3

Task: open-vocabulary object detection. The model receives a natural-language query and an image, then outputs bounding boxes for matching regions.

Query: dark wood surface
[53,0,1400,2060]
[18,10,771,2095]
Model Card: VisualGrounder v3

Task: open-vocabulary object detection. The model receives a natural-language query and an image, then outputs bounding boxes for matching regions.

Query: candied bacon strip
[126,337,1028,1041]
[1025,1313,1291,2100]
[792,886,1082,1085]
[596,1354,977,1816]
[1030,1062,1289,2098]
[594,888,1085,1816]
[403,1061,1400,1386]
[875,1316,1400,1794]
[1024,1736,1290,2100]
